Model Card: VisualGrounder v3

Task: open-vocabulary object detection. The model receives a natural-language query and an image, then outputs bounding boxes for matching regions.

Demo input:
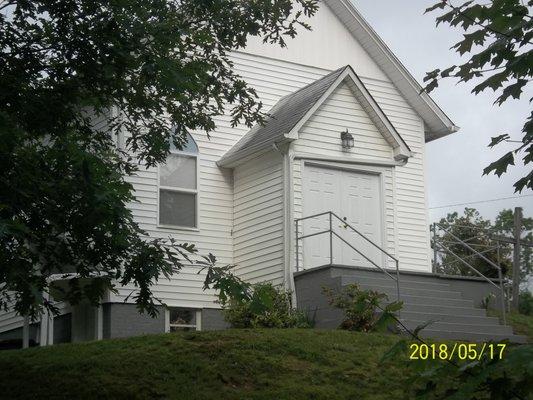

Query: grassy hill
[0,329,408,400]
[0,327,530,400]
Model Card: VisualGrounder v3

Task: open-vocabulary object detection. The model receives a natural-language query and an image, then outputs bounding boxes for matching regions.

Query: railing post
[432,223,438,273]
[22,315,29,349]
[395,259,400,303]
[329,212,333,265]
[498,267,507,325]
[295,219,299,272]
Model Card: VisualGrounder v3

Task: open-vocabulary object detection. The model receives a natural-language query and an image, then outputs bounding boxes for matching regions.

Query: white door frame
[301,160,389,269]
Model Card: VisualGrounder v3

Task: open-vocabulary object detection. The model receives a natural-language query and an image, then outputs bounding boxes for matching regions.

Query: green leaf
[424,2,447,14]
[452,30,487,55]
[413,320,435,337]
[496,79,528,105]
[483,151,515,177]
[472,71,509,95]
[488,134,510,148]
[380,339,408,364]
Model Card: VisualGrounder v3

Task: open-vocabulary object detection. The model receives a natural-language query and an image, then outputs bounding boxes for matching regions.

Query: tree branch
[445,0,533,45]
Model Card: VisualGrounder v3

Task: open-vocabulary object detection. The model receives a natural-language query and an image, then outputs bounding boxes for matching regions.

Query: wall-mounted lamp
[341,129,354,149]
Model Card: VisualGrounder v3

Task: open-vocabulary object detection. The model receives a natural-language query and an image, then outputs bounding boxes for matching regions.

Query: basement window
[158,132,199,229]
[168,308,200,332]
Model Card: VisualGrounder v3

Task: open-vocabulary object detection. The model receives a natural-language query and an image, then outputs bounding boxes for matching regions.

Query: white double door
[302,164,383,269]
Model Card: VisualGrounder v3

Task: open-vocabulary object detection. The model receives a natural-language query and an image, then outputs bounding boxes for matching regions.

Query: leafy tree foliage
[383,341,533,399]
[322,284,403,333]
[0,0,318,318]
[494,208,533,284]
[433,208,532,284]
[424,0,533,192]
[433,208,511,278]
[220,282,310,329]
[520,290,533,315]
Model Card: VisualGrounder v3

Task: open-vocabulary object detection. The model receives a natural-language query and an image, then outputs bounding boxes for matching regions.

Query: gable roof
[325,0,459,141]
[218,65,412,168]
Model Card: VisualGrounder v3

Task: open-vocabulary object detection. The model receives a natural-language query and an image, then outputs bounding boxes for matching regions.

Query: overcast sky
[354,0,532,223]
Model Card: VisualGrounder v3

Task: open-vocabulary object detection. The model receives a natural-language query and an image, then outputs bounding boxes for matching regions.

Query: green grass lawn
[488,310,533,341]
[0,328,530,400]
[0,329,408,400]
[506,312,533,341]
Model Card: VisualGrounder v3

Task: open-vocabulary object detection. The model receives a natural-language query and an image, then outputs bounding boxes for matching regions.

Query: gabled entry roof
[218,65,412,168]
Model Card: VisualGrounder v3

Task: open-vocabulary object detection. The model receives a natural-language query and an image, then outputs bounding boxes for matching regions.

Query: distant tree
[424,0,532,192]
[0,0,318,318]
[493,208,533,285]
[433,207,532,284]
[433,208,511,278]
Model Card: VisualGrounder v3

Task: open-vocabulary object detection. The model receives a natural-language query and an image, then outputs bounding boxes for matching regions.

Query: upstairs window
[158,132,199,228]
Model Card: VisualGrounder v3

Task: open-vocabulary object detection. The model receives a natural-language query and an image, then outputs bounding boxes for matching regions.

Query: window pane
[170,326,195,332]
[160,155,196,189]
[159,190,196,227]
[170,309,196,325]
[170,132,198,153]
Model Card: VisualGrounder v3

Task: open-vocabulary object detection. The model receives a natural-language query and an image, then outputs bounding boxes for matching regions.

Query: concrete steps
[399,311,500,325]
[401,320,513,335]
[294,265,528,343]
[417,329,527,343]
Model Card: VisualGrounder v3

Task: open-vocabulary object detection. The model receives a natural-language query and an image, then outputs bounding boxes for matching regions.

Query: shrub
[323,284,402,332]
[519,290,533,316]
[481,293,496,310]
[221,283,310,329]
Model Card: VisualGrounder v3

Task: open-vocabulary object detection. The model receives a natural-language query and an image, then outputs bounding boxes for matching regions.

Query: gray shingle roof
[218,66,348,165]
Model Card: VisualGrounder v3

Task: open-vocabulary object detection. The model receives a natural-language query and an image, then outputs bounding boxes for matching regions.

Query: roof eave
[217,135,291,168]
[425,124,461,143]
[326,0,458,143]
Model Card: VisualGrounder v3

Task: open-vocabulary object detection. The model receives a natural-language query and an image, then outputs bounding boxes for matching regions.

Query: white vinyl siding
[293,82,394,160]
[0,302,70,335]
[114,51,429,309]
[0,9,435,334]
[292,81,397,269]
[233,151,285,285]
[364,77,430,271]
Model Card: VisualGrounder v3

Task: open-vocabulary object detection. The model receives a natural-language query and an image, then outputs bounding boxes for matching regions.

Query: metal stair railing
[433,223,507,325]
[295,211,401,302]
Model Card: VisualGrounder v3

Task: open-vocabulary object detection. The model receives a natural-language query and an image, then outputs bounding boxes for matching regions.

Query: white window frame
[165,308,202,332]
[157,134,200,231]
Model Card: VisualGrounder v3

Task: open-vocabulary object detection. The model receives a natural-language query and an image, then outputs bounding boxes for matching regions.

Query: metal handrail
[330,212,399,262]
[433,223,507,324]
[295,211,401,302]
[437,245,500,269]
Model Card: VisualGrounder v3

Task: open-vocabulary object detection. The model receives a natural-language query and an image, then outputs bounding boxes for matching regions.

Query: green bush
[323,284,402,332]
[519,290,533,316]
[222,283,311,329]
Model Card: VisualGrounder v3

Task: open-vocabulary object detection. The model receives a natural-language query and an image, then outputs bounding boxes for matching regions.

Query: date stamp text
[409,343,507,361]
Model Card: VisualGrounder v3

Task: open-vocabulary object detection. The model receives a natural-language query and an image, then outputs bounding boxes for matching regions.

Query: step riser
[400,312,499,326]
[341,276,450,291]
[296,267,527,343]
[402,304,485,317]
[309,307,492,325]
[389,295,472,308]
[402,321,513,335]
[418,330,527,344]
[300,292,473,312]
[353,283,463,300]
[334,270,451,289]
[339,280,472,307]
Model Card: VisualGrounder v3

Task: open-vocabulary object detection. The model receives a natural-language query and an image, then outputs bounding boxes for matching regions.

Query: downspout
[273,142,296,300]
